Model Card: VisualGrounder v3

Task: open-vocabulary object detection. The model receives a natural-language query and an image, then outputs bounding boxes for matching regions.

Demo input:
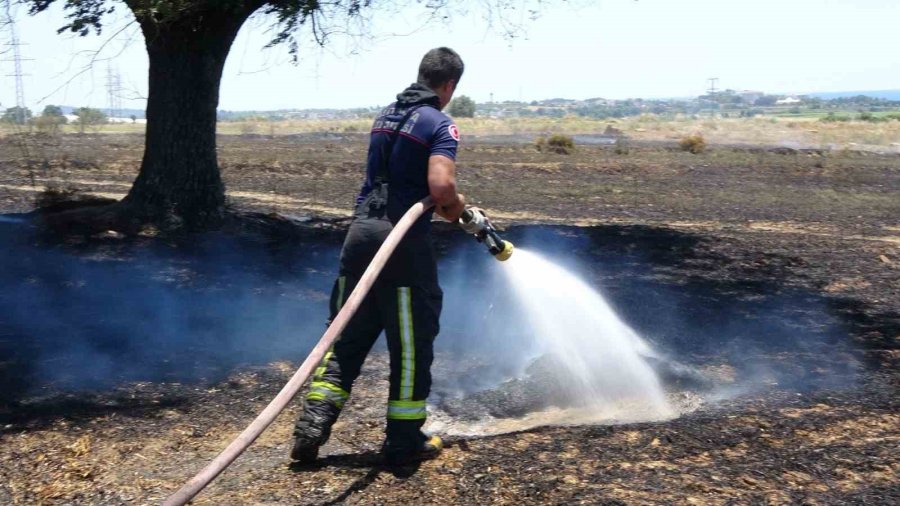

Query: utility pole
[3,1,30,124]
[707,77,719,118]
[707,77,719,95]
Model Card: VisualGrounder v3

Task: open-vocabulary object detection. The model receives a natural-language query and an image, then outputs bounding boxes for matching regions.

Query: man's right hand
[433,192,464,223]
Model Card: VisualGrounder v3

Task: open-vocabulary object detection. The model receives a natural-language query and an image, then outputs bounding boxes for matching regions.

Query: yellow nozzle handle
[495,240,514,261]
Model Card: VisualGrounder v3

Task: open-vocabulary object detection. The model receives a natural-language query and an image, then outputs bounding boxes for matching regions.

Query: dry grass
[3,114,899,150]
[614,115,900,150]
[535,134,575,154]
[216,118,372,136]
[679,134,707,154]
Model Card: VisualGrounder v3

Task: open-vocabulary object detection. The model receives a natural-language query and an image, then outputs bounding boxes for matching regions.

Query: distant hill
[807,90,900,101]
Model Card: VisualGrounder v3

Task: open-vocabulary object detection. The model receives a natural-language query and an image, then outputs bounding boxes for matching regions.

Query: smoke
[436,225,863,398]
[1,217,864,417]
[427,224,867,434]
[0,217,341,402]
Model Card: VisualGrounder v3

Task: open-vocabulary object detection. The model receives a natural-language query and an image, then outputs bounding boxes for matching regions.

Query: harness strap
[374,104,428,185]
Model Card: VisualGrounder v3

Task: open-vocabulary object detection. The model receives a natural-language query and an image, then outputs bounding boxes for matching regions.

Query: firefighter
[291,47,467,465]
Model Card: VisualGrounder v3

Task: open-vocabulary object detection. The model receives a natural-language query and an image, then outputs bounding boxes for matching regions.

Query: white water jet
[501,249,673,419]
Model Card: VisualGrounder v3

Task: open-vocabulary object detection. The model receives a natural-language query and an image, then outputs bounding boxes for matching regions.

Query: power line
[106,63,123,119]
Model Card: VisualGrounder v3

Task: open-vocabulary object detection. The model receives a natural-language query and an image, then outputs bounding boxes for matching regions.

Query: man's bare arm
[428,154,466,222]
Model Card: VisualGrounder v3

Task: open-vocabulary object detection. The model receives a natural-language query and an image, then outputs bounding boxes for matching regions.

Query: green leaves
[448,96,476,118]
[26,0,116,35]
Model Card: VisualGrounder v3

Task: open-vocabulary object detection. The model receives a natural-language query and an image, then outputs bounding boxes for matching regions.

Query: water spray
[164,200,511,505]
[499,249,675,421]
[459,208,514,261]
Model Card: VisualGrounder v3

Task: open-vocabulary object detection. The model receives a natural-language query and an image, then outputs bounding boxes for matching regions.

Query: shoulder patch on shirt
[448,124,460,142]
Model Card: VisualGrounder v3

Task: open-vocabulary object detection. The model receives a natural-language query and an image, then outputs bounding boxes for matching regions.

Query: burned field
[0,133,898,504]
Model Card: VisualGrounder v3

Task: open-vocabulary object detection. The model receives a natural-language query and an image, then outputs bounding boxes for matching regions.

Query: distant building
[776,96,802,105]
[108,116,141,124]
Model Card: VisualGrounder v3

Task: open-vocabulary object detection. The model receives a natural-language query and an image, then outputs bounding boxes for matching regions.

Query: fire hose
[164,197,512,505]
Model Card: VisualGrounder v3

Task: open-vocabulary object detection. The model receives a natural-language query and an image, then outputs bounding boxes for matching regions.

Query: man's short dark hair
[417,47,464,90]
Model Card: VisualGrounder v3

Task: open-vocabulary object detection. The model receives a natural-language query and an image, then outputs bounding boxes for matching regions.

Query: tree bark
[122,5,259,229]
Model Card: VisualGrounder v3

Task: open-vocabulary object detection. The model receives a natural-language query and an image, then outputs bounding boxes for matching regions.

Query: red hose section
[163,197,435,506]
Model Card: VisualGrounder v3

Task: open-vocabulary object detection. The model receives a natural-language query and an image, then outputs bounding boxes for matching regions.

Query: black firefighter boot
[291,400,341,463]
[382,420,443,466]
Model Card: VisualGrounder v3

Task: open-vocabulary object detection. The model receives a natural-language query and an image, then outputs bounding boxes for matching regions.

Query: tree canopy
[42,104,65,118]
[27,1,427,49]
[1,106,32,125]
[21,0,549,230]
[74,107,107,125]
[35,104,68,131]
[448,95,476,118]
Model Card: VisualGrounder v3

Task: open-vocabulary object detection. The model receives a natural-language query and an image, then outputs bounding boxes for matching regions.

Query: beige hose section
[163,197,435,506]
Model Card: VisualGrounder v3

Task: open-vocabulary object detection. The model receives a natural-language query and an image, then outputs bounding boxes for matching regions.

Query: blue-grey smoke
[0,216,340,402]
[435,225,864,397]
[0,216,865,409]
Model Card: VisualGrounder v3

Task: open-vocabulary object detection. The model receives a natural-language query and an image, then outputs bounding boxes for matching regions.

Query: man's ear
[437,80,456,95]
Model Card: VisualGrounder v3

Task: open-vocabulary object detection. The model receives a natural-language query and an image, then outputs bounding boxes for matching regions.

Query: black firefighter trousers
[294,215,443,449]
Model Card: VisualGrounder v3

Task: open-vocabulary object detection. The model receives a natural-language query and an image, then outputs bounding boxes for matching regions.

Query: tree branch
[35,20,138,105]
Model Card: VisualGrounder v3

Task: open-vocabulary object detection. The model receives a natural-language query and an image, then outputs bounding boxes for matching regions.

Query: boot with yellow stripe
[382,422,443,466]
[290,398,342,463]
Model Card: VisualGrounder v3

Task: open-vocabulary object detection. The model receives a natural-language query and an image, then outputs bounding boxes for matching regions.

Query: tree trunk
[122,6,257,229]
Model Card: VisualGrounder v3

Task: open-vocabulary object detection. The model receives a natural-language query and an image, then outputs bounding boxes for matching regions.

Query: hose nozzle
[495,239,514,261]
[459,208,514,261]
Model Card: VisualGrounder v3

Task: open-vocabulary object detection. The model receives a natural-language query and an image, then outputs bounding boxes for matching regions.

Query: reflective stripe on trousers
[307,380,350,408]
[307,276,347,406]
[387,399,426,420]
[388,287,426,420]
[397,287,415,401]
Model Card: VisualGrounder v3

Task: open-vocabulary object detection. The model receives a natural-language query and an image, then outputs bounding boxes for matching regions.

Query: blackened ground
[0,213,345,407]
[0,134,897,504]
[0,221,880,420]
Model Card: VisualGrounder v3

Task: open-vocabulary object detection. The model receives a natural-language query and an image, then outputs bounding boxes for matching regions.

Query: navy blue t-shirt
[357,102,459,234]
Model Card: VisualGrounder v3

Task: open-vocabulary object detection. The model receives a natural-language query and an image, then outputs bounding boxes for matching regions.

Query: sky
[3,0,900,113]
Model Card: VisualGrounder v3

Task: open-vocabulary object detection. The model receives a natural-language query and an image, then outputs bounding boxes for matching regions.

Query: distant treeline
[516,94,900,120]
[212,93,900,123]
